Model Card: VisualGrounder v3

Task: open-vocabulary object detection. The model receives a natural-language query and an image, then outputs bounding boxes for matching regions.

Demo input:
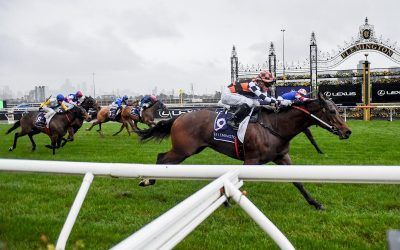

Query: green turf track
[0,120,399,249]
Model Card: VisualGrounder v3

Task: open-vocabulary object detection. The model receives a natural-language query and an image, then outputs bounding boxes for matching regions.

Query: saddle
[130,107,140,117]
[109,108,122,121]
[227,106,260,125]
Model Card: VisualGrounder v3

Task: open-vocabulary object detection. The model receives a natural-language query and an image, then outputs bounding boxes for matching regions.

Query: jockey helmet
[76,90,83,98]
[122,95,128,100]
[298,88,307,96]
[150,95,157,102]
[256,71,274,83]
[56,94,64,102]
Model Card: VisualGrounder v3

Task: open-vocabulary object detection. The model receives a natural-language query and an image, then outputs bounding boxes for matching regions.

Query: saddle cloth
[35,112,46,128]
[131,107,140,117]
[213,110,251,143]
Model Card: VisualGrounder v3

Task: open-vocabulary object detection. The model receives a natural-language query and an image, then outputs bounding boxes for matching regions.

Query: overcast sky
[1,0,400,97]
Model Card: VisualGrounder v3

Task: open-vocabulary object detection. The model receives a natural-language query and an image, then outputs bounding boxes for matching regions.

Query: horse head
[70,105,91,122]
[307,92,351,139]
[152,100,168,113]
[80,96,99,121]
[80,96,99,111]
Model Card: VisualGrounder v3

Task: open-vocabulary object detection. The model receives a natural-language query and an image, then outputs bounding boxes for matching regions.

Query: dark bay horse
[87,100,168,136]
[64,96,100,143]
[138,93,351,210]
[80,96,101,121]
[6,106,89,155]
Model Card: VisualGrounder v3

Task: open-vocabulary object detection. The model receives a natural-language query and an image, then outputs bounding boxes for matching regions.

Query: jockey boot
[228,103,251,129]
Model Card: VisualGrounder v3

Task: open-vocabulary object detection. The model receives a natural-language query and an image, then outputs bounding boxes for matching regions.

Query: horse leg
[132,121,140,132]
[9,132,23,151]
[156,150,189,164]
[56,137,62,149]
[112,124,124,136]
[139,150,188,187]
[28,132,38,151]
[66,127,74,142]
[127,119,137,132]
[86,121,98,131]
[45,135,58,155]
[61,138,68,147]
[303,128,323,154]
[124,122,131,136]
[97,123,104,136]
[274,154,324,210]
[52,136,58,155]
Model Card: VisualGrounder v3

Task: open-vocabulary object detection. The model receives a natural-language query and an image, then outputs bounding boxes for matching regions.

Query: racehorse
[87,100,168,136]
[64,96,101,144]
[80,96,101,121]
[112,100,169,136]
[137,93,351,210]
[6,106,89,155]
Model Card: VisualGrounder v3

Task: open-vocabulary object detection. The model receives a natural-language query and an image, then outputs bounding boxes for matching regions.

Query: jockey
[109,95,129,116]
[40,94,68,127]
[139,95,157,117]
[281,88,309,103]
[221,70,290,128]
[66,90,84,105]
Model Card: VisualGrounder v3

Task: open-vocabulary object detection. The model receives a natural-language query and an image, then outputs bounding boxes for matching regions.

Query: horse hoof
[315,204,325,210]
[32,148,36,151]
[223,200,232,208]
[8,147,13,152]
[139,179,156,187]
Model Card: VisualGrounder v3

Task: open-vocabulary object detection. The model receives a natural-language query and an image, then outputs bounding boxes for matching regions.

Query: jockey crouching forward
[139,95,157,117]
[66,90,84,105]
[109,95,129,119]
[39,94,69,127]
[221,71,290,128]
[281,88,309,103]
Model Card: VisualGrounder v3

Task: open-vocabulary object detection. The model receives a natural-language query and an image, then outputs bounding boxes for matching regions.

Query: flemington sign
[232,17,400,98]
[340,43,394,59]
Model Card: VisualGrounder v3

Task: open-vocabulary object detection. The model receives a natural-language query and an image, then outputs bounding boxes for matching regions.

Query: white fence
[1,159,400,249]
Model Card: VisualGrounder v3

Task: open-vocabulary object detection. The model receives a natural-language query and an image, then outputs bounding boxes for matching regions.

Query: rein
[258,119,288,140]
[292,105,334,131]
[65,113,72,123]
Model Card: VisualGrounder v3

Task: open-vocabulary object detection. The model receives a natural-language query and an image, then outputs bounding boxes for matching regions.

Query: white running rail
[1,159,400,249]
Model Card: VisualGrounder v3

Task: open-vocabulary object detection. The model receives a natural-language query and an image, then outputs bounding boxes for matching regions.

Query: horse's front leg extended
[28,131,38,151]
[274,153,324,210]
[86,120,99,131]
[303,128,323,154]
[113,124,125,136]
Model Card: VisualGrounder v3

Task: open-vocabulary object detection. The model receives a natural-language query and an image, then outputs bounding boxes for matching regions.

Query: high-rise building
[34,86,46,102]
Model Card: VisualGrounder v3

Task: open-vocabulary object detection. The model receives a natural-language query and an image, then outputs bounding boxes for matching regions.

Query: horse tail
[6,120,21,134]
[137,117,178,142]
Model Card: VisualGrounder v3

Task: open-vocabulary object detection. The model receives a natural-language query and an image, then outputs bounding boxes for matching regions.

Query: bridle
[291,105,339,135]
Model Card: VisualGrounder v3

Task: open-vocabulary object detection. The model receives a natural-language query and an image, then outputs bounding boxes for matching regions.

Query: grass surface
[0,120,399,249]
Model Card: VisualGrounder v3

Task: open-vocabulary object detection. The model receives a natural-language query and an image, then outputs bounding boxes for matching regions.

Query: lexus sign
[318,84,362,105]
[372,83,400,103]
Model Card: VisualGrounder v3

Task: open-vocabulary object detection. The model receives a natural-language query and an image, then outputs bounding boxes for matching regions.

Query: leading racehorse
[137,93,351,210]
[6,106,90,155]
